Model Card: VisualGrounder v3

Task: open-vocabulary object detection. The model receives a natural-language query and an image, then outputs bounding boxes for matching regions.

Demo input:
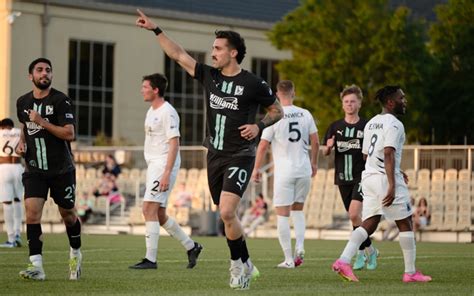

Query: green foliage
[269,0,432,143]
[93,131,132,146]
[428,0,474,144]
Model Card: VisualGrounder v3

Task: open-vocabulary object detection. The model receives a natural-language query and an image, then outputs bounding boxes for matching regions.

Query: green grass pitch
[1,233,472,295]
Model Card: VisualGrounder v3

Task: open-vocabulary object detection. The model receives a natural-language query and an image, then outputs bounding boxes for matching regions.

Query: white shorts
[0,164,24,202]
[361,174,412,221]
[273,176,311,207]
[143,161,179,207]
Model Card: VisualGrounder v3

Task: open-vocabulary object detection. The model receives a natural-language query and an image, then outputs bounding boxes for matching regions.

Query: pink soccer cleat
[332,259,359,282]
[403,271,432,283]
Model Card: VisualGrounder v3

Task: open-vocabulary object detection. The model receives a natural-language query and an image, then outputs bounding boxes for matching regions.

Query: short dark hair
[142,73,168,97]
[340,84,363,101]
[277,80,294,94]
[374,85,401,105]
[29,58,52,74]
[0,118,14,128]
[215,30,246,64]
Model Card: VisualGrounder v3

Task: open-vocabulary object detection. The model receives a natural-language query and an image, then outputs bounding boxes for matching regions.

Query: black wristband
[257,121,266,131]
[151,26,162,36]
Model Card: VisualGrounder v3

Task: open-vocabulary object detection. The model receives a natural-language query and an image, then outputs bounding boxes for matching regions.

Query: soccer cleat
[19,264,46,281]
[277,261,295,269]
[353,252,366,270]
[243,259,259,283]
[294,250,305,267]
[129,258,157,269]
[250,264,260,281]
[332,259,359,282]
[229,259,244,289]
[15,235,23,247]
[403,271,432,283]
[186,242,203,269]
[0,241,17,248]
[366,248,379,270]
[69,251,82,280]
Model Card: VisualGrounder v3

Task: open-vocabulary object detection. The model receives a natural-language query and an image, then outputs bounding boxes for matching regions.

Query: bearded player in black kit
[135,9,283,290]
[16,58,82,281]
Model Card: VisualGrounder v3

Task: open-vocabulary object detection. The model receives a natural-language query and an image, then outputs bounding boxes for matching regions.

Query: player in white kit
[0,118,24,248]
[129,73,202,270]
[332,85,432,283]
[252,80,319,268]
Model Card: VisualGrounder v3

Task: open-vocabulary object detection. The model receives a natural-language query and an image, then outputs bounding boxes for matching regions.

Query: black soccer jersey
[194,63,276,156]
[16,88,75,175]
[323,118,367,185]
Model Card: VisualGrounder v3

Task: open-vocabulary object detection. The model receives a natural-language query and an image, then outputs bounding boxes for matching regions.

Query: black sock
[241,238,249,264]
[66,218,81,249]
[227,236,243,261]
[354,226,372,250]
[27,224,43,256]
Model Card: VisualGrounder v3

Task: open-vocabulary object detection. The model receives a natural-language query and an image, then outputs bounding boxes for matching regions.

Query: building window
[165,52,206,146]
[251,58,279,91]
[68,40,114,139]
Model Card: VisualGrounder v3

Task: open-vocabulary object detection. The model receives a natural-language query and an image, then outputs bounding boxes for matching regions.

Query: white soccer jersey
[144,101,181,165]
[261,105,317,178]
[362,113,405,176]
[0,128,21,157]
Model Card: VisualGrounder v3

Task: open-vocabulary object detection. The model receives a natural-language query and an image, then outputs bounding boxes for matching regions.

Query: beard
[33,77,51,90]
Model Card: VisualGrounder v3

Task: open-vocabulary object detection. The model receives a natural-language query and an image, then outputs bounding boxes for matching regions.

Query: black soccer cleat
[186,242,203,269]
[129,258,157,269]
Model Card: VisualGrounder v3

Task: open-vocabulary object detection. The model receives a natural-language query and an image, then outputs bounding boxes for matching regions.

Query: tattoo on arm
[261,99,284,128]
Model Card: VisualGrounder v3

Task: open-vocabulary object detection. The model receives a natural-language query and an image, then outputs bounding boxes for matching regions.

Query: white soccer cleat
[19,264,46,281]
[229,259,244,289]
[69,251,82,280]
[277,261,295,269]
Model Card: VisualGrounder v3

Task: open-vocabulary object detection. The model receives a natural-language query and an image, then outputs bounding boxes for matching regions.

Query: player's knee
[220,209,236,222]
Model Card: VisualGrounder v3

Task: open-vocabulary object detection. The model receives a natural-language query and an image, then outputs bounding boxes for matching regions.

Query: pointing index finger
[136,8,146,17]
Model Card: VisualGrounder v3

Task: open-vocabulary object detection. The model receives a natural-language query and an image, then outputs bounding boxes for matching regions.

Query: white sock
[399,231,416,274]
[3,203,15,242]
[277,215,293,263]
[70,247,81,257]
[13,201,23,236]
[291,211,305,253]
[162,217,195,251]
[340,227,368,264]
[365,245,375,255]
[30,254,43,268]
[145,221,160,263]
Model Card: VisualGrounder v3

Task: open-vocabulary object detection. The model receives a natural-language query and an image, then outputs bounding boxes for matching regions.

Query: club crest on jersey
[209,92,239,110]
[45,105,54,115]
[234,85,245,96]
[357,130,364,138]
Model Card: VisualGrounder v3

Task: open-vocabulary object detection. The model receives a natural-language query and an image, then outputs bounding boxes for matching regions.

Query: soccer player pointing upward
[136,9,283,290]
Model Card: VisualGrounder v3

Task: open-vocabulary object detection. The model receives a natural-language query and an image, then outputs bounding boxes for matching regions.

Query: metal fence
[73,145,473,172]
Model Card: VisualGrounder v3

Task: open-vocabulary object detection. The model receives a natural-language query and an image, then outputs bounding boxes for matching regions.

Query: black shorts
[23,170,76,209]
[207,151,254,205]
[338,182,363,211]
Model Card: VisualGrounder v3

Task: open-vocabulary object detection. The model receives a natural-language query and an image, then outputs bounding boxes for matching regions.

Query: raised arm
[136,9,196,77]
[28,110,75,141]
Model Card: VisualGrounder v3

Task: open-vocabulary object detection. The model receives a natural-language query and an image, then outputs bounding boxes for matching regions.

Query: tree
[428,0,474,144]
[268,0,432,143]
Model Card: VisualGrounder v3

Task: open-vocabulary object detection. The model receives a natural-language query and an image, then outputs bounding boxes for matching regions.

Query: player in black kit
[135,9,283,290]
[322,85,377,270]
[16,58,82,281]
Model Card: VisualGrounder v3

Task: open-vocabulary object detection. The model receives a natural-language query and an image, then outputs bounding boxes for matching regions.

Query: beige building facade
[0,0,292,145]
